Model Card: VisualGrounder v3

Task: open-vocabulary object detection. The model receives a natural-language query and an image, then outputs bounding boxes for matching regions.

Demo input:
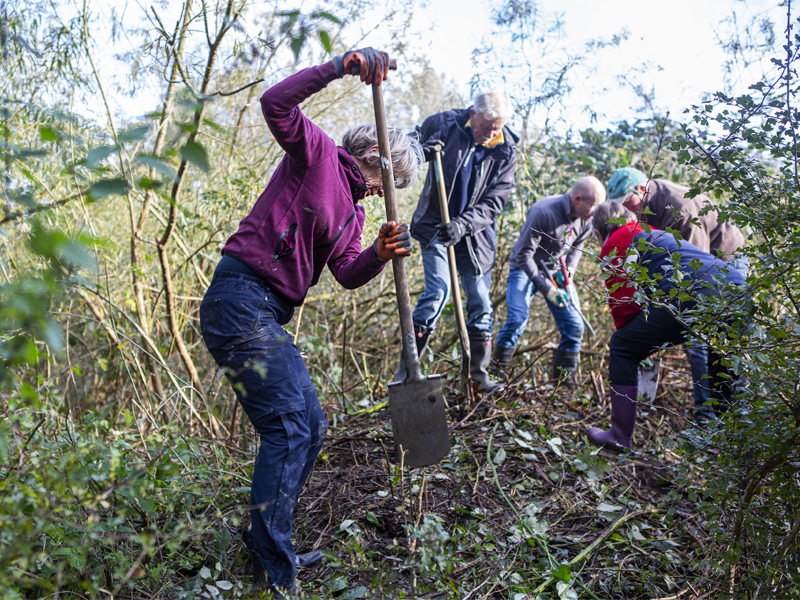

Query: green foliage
[665,15,800,597]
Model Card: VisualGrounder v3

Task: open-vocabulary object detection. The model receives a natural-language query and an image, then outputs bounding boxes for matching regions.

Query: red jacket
[600,223,746,329]
[600,223,646,329]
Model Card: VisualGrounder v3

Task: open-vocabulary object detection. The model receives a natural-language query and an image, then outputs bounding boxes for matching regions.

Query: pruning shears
[554,256,597,338]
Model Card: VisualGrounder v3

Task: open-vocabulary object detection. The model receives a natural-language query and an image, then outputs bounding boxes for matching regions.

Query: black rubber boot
[469,332,503,393]
[241,529,266,594]
[393,324,432,382]
[551,349,580,388]
[492,344,516,366]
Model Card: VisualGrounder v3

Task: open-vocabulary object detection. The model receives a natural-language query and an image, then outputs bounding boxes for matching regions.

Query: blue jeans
[200,272,327,590]
[496,267,584,352]
[685,256,748,409]
[686,345,711,407]
[412,242,493,334]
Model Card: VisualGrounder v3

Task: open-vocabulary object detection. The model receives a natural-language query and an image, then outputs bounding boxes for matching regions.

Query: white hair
[341,123,423,189]
[473,91,513,120]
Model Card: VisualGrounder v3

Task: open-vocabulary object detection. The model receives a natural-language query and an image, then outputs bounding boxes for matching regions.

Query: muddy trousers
[200,271,327,590]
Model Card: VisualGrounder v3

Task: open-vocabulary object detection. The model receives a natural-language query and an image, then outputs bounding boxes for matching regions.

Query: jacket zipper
[317,209,356,249]
[465,160,488,275]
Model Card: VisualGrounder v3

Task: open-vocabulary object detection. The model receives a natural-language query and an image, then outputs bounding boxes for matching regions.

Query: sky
[384,0,789,133]
[91,0,791,136]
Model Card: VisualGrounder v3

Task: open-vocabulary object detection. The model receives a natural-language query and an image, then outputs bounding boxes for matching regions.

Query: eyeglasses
[578,197,600,213]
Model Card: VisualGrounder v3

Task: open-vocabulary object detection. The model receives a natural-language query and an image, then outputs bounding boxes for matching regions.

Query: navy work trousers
[200,272,327,590]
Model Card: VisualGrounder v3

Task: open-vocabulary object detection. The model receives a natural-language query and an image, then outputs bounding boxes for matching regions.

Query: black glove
[422,139,444,162]
[334,47,389,85]
[436,221,464,247]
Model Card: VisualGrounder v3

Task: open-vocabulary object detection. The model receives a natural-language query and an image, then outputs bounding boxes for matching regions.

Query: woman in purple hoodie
[199,49,422,596]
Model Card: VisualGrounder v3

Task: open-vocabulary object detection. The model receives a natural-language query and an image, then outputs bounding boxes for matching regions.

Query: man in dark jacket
[395,92,518,391]
[494,177,605,382]
[606,167,748,422]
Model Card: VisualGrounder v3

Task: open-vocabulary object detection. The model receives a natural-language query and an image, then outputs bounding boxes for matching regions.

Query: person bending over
[587,202,745,451]
[200,49,422,597]
[494,176,605,384]
[606,167,748,421]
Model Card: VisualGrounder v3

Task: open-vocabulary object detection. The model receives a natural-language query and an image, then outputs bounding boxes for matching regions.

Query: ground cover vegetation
[0,0,798,598]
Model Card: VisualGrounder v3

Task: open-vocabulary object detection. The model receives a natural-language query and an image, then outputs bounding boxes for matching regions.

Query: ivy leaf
[180,141,210,173]
[215,580,233,591]
[493,447,507,465]
[551,563,571,583]
[199,566,211,580]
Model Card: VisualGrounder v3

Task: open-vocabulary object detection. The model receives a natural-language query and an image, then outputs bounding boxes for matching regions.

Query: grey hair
[341,123,423,189]
[473,91,513,120]
[593,202,637,242]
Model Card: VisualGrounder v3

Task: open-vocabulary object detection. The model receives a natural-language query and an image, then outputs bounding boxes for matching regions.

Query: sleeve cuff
[332,56,345,78]
[373,242,390,263]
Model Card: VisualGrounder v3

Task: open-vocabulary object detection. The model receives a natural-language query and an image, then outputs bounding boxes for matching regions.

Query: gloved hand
[374,221,412,262]
[554,270,565,288]
[336,47,389,85]
[422,139,444,162]
[436,221,464,247]
[554,265,574,288]
[546,285,570,308]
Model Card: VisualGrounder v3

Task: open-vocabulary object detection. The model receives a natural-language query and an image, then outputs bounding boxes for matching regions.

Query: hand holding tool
[371,71,450,467]
[342,48,390,85]
[537,258,569,307]
[546,285,570,308]
[374,221,412,261]
[436,221,464,247]
[422,139,444,161]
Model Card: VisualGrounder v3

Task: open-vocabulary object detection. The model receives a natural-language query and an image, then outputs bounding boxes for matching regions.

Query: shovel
[637,357,662,405]
[430,144,473,401]
[370,76,451,468]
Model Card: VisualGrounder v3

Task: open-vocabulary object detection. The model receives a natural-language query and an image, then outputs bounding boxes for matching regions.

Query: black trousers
[609,304,733,406]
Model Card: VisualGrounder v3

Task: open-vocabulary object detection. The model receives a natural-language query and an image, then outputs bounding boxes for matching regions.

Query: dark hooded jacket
[410,108,518,275]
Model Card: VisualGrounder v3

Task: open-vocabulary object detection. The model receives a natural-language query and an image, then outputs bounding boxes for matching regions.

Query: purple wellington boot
[587,385,639,450]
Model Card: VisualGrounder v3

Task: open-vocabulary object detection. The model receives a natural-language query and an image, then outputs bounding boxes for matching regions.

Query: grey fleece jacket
[507,193,593,294]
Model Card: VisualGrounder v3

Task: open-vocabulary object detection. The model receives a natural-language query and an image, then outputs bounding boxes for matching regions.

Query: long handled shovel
[370,77,451,468]
[430,144,473,401]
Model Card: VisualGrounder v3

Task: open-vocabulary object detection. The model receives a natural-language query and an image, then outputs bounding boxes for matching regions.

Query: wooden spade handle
[371,78,423,382]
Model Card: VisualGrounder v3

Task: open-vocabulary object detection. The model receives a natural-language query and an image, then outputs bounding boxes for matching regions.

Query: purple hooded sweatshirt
[222,62,386,306]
